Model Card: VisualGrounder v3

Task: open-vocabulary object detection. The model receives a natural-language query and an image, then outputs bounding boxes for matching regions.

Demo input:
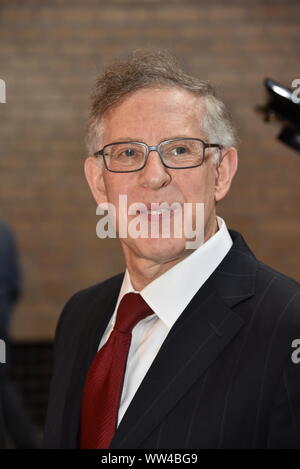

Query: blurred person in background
[0,221,39,448]
[0,366,5,448]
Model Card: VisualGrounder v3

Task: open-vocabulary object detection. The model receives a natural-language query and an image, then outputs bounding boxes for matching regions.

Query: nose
[138,149,171,190]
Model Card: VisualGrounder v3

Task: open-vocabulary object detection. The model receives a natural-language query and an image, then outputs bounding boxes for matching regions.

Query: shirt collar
[116,216,233,329]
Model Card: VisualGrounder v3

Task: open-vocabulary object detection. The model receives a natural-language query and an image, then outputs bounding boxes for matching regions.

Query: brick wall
[0,0,299,340]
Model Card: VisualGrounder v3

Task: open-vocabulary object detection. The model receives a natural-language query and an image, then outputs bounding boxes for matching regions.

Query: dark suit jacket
[44,230,300,448]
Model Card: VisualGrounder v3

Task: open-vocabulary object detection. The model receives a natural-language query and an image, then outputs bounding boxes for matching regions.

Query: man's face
[88,87,229,266]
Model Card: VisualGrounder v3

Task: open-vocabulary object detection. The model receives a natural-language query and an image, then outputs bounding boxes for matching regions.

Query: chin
[126,236,188,264]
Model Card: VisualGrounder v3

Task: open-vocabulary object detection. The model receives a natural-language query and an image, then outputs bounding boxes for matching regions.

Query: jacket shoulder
[255,260,300,334]
[257,259,300,293]
[54,272,124,340]
[64,273,124,309]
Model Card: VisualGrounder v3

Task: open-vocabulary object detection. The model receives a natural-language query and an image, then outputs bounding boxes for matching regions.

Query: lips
[141,208,172,215]
[138,202,181,215]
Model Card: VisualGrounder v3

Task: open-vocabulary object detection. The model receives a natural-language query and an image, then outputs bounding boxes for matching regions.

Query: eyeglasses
[93,138,223,173]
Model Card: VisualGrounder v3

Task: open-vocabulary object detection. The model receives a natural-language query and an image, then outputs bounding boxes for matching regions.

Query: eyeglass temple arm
[205,143,223,149]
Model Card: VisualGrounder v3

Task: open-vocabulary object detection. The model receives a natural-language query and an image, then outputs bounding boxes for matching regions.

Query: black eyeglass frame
[93,137,223,173]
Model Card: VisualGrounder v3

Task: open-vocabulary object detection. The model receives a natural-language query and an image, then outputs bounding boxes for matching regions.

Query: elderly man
[44,51,300,449]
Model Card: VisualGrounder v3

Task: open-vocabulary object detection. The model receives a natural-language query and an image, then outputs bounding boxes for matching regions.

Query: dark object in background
[0,222,40,448]
[0,381,6,448]
[257,78,300,152]
[9,342,53,430]
[0,222,21,338]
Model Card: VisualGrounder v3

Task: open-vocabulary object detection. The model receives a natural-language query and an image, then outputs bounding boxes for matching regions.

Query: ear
[214,147,238,202]
[84,156,108,205]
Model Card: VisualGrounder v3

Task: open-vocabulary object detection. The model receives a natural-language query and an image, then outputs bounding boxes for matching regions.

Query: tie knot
[114,293,154,334]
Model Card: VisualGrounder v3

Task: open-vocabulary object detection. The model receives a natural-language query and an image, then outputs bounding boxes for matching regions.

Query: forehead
[101,87,205,145]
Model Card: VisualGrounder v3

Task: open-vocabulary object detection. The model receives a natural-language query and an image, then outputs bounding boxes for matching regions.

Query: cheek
[103,175,129,205]
[177,172,214,204]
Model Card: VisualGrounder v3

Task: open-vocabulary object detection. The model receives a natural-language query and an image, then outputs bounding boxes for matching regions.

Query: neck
[121,216,219,291]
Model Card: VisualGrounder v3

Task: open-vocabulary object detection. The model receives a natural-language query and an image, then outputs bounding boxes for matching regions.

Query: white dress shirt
[98,215,233,427]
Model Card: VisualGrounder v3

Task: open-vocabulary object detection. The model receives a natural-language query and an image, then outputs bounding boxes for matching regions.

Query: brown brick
[0,0,299,340]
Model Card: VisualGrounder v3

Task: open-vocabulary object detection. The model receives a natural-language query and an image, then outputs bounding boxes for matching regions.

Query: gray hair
[86,50,238,164]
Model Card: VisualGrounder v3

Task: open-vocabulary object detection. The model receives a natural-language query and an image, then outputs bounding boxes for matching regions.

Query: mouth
[140,208,173,215]
[138,202,181,217]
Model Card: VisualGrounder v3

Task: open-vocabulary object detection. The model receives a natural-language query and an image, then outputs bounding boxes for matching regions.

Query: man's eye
[120,148,136,157]
[115,148,136,158]
[173,146,188,155]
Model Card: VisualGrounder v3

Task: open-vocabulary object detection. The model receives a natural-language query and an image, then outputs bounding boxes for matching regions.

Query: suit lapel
[60,274,124,448]
[109,230,259,449]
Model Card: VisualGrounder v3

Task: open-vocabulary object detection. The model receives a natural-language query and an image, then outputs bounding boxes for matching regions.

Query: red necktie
[79,292,154,449]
